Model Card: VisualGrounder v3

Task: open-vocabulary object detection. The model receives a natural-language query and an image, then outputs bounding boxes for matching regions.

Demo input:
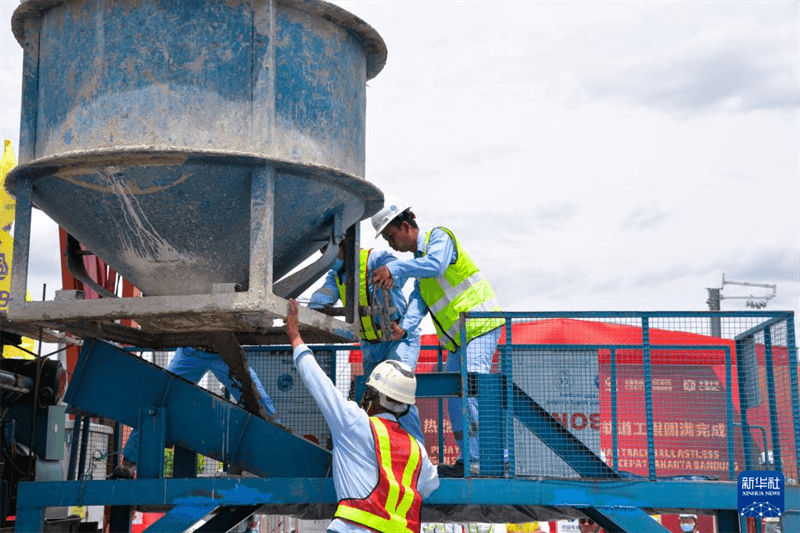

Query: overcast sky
[1,1,798,336]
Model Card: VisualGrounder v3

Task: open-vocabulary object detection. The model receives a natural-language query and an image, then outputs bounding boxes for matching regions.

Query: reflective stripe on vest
[335,417,423,533]
[334,249,381,341]
[419,227,503,352]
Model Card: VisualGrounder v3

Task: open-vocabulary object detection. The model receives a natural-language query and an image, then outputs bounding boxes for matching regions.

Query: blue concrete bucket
[8,0,386,298]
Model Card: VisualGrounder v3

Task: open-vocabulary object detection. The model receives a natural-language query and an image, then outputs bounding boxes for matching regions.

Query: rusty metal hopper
[6,0,387,345]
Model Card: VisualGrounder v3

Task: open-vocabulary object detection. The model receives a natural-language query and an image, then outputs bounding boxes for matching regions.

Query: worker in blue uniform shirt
[286,299,439,533]
[370,197,504,478]
[112,347,277,478]
[308,237,425,444]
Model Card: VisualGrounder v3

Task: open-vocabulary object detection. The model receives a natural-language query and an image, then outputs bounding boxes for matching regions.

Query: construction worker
[578,518,605,533]
[286,299,439,533]
[308,237,425,444]
[678,514,698,533]
[370,198,503,478]
[112,347,276,478]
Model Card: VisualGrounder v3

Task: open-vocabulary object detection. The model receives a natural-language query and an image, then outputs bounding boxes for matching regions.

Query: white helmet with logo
[366,360,416,405]
[371,197,411,238]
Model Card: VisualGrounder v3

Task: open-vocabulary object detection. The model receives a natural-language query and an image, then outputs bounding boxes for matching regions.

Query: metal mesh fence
[120,310,798,484]
[126,347,338,476]
[461,311,799,482]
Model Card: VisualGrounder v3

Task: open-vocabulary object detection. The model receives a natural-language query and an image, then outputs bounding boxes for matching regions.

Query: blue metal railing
[125,310,797,482]
[459,310,797,481]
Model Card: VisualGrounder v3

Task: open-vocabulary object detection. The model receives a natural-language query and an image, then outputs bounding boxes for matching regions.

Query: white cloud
[0,0,796,336]
[580,14,798,115]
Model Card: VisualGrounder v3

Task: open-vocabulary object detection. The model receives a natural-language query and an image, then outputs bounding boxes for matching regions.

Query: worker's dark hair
[386,208,418,231]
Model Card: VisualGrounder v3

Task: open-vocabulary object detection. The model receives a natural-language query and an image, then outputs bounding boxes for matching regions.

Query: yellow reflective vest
[419,227,502,352]
[335,248,382,342]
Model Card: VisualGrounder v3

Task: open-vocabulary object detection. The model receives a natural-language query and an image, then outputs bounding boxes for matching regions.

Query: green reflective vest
[335,248,381,342]
[419,227,503,352]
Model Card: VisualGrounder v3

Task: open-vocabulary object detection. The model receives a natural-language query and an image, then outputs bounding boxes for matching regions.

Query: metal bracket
[272,235,338,300]
[64,234,117,299]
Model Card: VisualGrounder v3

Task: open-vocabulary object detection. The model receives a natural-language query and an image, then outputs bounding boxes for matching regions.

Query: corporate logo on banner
[738,470,784,519]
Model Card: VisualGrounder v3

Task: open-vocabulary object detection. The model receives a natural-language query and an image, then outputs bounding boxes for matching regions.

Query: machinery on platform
[0,347,68,531]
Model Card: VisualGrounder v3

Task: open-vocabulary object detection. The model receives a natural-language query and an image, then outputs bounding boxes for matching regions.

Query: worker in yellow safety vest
[371,198,504,478]
[286,300,439,533]
[309,237,425,444]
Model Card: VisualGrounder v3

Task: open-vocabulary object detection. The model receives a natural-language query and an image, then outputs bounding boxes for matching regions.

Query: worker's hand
[286,299,303,349]
[389,322,406,341]
[372,265,394,289]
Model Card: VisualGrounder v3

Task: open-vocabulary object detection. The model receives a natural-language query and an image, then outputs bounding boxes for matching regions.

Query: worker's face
[679,517,697,532]
[381,222,415,253]
[579,519,600,533]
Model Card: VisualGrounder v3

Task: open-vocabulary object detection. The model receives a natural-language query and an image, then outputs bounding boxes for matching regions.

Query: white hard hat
[679,514,697,520]
[366,360,416,405]
[371,197,411,238]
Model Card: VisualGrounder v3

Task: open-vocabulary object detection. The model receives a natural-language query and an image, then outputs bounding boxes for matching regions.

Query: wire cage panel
[457,311,798,483]
[512,348,600,478]
[121,347,335,476]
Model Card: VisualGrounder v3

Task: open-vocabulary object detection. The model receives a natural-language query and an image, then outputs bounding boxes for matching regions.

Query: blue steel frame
[14,477,800,533]
[16,310,800,533]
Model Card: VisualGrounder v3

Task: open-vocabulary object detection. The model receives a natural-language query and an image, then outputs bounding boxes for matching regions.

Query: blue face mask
[332,258,344,271]
[680,523,695,532]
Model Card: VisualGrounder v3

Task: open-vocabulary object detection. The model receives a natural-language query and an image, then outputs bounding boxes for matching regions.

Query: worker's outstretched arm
[383,228,455,281]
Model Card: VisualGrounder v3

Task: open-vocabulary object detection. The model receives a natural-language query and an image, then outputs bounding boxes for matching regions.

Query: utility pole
[706,274,777,337]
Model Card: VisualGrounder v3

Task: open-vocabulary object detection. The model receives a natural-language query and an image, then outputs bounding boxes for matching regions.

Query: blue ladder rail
[511,382,618,479]
[64,338,331,478]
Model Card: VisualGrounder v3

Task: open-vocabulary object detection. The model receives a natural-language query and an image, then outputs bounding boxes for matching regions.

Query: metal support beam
[272,229,339,299]
[356,373,462,401]
[249,164,275,297]
[145,502,217,533]
[173,446,198,479]
[76,414,91,480]
[762,327,783,471]
[207,332,268,419]
[64,339,331,477]
[194,506,261,533]
[14,477,800,532]
[477,374,505,476]
[716,509,741,533]
[512,383,618,478]
[66,414,82,481]
[137,407,166,480]
[108,505,133,533]
[344,223,358,324]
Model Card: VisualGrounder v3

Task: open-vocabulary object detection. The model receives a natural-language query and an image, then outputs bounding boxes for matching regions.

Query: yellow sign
[0,140,18,231]
[0,140,35,359]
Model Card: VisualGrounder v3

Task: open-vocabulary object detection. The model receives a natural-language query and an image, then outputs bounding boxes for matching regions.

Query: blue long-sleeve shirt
[385,229,458,331]
[293,343,439,533]
[309,249,424,347]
